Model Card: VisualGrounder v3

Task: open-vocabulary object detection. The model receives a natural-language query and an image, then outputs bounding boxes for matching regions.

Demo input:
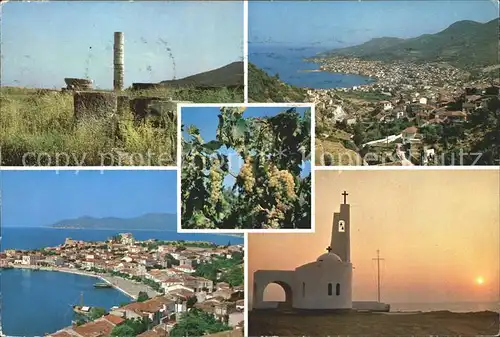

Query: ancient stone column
[114,32,124,91]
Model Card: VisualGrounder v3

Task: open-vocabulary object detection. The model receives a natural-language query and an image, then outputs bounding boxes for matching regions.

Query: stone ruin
[69,32,190,126]
[73,91,188,127]
[73,91,117,119]
[132,83,163,91]
[64,78,93,91]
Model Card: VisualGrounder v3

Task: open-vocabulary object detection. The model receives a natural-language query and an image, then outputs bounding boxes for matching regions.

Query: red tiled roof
[403,126,418,134]
[121,296,172,314]
[73,319,114,337]
[102,314,125,325]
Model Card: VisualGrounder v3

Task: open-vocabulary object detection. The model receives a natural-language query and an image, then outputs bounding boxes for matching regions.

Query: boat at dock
[73,305,92,315]
[72,292,93,315]
[94,282,112,289]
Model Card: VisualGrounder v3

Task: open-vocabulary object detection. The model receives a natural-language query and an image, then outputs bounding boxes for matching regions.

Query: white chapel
[253,191,353,310]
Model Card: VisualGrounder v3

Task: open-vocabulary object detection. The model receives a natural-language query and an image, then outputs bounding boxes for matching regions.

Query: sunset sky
[248,170,499,305]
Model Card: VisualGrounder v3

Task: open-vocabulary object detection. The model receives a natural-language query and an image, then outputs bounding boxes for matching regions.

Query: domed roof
[316,252,342,263]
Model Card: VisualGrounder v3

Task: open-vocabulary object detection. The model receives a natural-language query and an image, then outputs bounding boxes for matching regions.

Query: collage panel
[0,170,245,337]
[0,1,244,167]
[179,104,313,232]
[1,1,499,337]
[247,169,500,336]
[248,0,499,166]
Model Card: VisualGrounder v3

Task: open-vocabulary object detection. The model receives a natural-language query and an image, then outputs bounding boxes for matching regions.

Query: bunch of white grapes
[209,158,223,203]
[238,157,255,193]
[267,164,296,199]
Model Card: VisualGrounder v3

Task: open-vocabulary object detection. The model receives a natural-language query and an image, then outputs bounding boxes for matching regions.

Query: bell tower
[330,191,351,263]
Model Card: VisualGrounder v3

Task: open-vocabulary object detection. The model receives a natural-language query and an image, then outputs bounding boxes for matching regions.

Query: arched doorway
[254,280,293,309]
[263,281,293,309]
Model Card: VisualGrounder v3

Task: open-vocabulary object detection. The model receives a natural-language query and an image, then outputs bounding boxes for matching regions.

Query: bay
[249,44,373,89]
[1,227,243,337]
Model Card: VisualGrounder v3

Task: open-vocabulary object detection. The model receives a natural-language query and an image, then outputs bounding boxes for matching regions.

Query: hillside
[326,19,499,68]
[50,213,177,231]
[248,62,307,102]
[160,61,244,89]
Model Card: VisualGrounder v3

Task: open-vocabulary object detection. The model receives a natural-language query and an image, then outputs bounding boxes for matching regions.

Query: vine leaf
[203,140,224,152]
[231,119,247,140]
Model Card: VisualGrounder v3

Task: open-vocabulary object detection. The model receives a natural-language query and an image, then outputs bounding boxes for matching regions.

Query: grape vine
[181,107,312,229]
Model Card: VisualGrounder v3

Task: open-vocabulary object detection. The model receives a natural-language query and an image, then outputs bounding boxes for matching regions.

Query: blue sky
[1,170,177,227]
[0,1,243,89]
[249,1,499,47]
[181,106,312,187]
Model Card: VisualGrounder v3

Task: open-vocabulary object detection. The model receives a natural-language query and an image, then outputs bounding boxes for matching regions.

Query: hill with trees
[248,63,307,102]
[325,19,499,69]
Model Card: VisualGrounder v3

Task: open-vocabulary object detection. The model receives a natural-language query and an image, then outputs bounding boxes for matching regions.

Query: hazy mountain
[50,213,177,231]
[160,61,244,89]
[325,19,499,68]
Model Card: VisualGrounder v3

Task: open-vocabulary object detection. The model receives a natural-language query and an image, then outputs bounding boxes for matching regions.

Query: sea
[247,299,499,313]
[0,227,243,337]
[249,44,374,89]
[390,301,500,313]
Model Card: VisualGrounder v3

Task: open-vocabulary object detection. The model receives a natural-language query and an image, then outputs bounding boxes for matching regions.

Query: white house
[253,192,353,310]
[381,101,393,111]
[252,192,390,312]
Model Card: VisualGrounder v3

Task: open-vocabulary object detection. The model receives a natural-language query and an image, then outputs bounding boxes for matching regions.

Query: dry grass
[0,86,243,166]
[315,138,363,166]
[249,310,500,336]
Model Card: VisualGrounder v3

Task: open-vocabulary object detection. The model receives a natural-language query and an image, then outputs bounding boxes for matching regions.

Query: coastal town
[0,233,244,337]
[310,56,499,166]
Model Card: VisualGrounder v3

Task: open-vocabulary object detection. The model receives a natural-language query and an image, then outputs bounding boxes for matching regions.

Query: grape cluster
[267,165,296,199]
[209,158,223,203]
[266,219,281,229]
[238,157,255,193]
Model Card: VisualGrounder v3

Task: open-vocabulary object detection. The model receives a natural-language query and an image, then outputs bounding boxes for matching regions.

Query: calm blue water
[2,269,131,337]
[0,227,243,337]
[249,44,373,89]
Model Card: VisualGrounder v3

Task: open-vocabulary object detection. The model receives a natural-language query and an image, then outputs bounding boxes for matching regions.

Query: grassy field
[0,86,243,166]
[249,310,500,336]
[316,138,363,166]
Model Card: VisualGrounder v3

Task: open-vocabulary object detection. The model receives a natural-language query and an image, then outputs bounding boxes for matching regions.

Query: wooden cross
[372,249,385,302]
[326,246,332,253]
[342,191,348,204]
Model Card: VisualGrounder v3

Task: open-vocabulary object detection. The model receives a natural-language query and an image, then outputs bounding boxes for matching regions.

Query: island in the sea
[0,233,245,337]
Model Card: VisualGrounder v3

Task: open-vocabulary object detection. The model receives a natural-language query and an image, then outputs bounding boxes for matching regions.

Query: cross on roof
[342,191,348,204]
[326,246,332,253]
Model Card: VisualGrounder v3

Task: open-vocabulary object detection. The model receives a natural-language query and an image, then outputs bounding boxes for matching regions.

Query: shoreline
[7,265,157,300]
[302,55,377,87]
[9,226,244,239]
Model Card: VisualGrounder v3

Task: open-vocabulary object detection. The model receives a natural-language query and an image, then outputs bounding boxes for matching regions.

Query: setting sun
[476,276,485,285]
